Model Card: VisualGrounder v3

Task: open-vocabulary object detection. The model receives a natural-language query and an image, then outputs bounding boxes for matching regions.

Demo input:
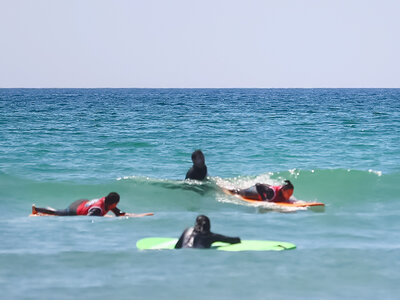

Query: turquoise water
[1,89,400,299]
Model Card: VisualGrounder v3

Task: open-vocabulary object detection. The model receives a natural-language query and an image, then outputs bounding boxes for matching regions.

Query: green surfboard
[136,237,296,251]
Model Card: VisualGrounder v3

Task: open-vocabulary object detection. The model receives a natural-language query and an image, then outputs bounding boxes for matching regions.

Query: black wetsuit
[185,165,208,181]
[35,199,85,216]
[175,227,241,249]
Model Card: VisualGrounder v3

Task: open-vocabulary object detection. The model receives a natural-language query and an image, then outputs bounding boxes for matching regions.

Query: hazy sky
[1,0,399,88]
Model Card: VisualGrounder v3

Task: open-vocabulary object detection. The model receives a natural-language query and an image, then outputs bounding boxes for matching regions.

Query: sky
[0,0,399,88]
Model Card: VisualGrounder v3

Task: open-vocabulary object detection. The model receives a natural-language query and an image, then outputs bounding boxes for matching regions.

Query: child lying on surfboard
[31,192,152,217]
[227,180,294,203]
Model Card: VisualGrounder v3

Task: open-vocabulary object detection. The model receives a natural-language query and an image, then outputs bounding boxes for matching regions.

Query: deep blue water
[1,89,400,299]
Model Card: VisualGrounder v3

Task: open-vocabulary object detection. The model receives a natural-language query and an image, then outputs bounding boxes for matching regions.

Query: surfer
[227,180,294,202]
[175,215,241,249]
[185,150,208,180]
[31,192,127,216]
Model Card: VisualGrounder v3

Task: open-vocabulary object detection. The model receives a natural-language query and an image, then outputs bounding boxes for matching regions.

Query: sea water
[0,89,399,299]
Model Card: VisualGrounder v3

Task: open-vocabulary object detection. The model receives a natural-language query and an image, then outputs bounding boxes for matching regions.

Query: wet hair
[105,192,120,205]
[282,180,294,190]
[191,150,205,167]
[194,215,210,233]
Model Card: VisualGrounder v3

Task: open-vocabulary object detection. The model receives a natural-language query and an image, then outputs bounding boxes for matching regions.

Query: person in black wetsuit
[185,150,207,180]
[175,215,241,249]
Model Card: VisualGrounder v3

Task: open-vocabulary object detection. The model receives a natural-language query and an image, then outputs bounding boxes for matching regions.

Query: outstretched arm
[212,233,241,245]
[111,207,126,216]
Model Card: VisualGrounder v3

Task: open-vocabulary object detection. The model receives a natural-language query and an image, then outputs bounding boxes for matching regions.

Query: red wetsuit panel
[76,197,107,216]
[269,185,288,202]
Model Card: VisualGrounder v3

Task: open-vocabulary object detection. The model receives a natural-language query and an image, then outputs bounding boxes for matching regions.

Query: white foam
[368,169,382,176]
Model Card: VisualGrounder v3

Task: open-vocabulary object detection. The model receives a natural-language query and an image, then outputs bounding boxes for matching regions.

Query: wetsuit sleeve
[175,228,189,249]
[87,207,102,216]
[212,233,241,245]
[111,207,126,216]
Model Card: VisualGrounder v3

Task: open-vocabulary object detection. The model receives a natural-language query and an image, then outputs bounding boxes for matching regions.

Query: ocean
[1,88,399,299]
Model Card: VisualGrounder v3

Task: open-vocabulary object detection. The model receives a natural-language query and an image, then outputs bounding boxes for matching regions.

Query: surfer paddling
[175,215,241,249]
[226,180,294,203]
[32,192,150,217]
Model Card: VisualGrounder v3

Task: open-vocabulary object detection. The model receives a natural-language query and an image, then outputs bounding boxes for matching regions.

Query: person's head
[280,180,294,200]
[105,192,120,210]
[191,150,205,167]
[194,215,210,233]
